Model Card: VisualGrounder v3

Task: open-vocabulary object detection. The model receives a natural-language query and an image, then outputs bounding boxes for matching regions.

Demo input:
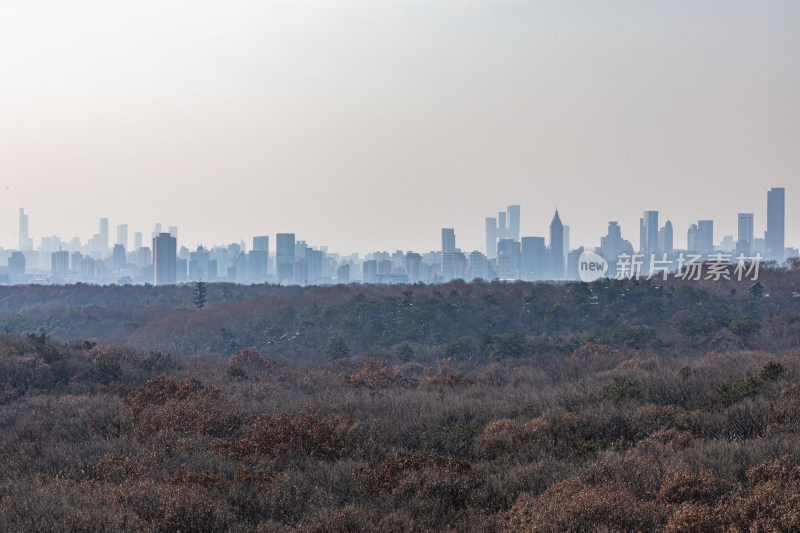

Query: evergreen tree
[193,280,207,311]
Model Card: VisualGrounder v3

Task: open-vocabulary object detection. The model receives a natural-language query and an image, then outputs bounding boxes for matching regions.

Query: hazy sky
[1,1,798,255]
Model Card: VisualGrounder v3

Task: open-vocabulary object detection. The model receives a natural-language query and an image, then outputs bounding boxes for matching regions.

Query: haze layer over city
[1,1,799,258]
[1,185,793,285]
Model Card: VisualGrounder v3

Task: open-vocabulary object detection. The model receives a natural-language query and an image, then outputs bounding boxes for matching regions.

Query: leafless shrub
[343,358,418,389]
[213,411,361,460]
[502,478,669,532]
[571,342,619,360]
[657,469,733,505]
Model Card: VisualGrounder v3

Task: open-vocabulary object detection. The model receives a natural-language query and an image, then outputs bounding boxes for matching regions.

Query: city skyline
[1,186,793,286]
[4,185,793,259]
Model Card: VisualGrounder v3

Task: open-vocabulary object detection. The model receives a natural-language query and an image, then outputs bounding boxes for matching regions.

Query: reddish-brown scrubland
[1,267,800,531]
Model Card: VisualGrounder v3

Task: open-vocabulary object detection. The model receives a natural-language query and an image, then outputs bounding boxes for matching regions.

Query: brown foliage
[571,342,619,360]
[657,470,733,505]
[479,412,593,460]
[124,376,242,438]
[358,451,472,495]
[522,412,586,454]
[479,419,520,458]
[615,356,644,370]
[91,453,146,483]
[721,455,800,531]
[343,358,418,389]
[664,503,722,533]
[232,468,284,489]
[745,454,800,484]
[167,469,227,488]
[112,479,236,531]
[635,428,693,453]
[502,478,669,532]
[213,411,361,460]
[357,451,479,527]
[423,374,476,390]
[229,348,275,371]
[86,344,143,363]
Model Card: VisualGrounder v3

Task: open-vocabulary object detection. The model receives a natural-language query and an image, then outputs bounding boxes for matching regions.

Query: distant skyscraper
[441,228,457,281]
[134,232,143,251]
[549,209,564,279]
[497,211,508,240]
[766,187,785,262]
[640,211,659,255]
[9,251,26,278]
[249,235,270,279]
[687,223,698,252]
[138,247,152,268]
[661,220,675,254]
[337,263,350,284]
[497,238,520,279]
[659,220,674,254]
[566,246,585,281]
[467,251,488,280]
[305,248,324,283]
[276,233,296,283]
[153,232,177,285]
[51,250,69,275]
[441,228,456,254]
[113,244,126,271]
[18,208,33,250]
[507,205,520,242]
[562,225,570,260]
[521,236,546,281]
[168,226,178,239]
[116,224,128,249]
[405,252,422,283]
[253,236,269,252]
[189,246,212,280]
[697,220,714,254]
[737,213,754,254]
[485,217,498,260]
[362,259,378,283]
[99,218,109,251]
[598,221,635,274]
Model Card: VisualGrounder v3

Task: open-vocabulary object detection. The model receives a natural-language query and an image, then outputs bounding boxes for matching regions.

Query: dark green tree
[325,336,350,361]
[193,280,207,311]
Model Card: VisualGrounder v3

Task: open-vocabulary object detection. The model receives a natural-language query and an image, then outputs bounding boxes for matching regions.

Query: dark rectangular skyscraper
[485,217,498,260]
[117,224,128,249]
[153,232,177,285]
[507,205,520,242]
[276,233,295,283]
[766,187,785,262]
[441,228,456,280]
[99,218,109,252]
[441,228,456,254]
[250,235,270,279]
[253,236,269,253]
[737,213,754,254]
[521,236,546,281]
[640,211,659,255]
[697,220,714,254]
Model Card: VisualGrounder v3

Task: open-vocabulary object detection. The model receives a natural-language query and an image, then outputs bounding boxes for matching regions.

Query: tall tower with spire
[550,209,564,279]
[18,208,33,250]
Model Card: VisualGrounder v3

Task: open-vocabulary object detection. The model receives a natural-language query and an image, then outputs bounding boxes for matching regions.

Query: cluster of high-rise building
[0,188,793,286]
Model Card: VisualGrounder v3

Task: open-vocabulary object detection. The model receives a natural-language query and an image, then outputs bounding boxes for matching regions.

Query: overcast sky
[1,1,798,255]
